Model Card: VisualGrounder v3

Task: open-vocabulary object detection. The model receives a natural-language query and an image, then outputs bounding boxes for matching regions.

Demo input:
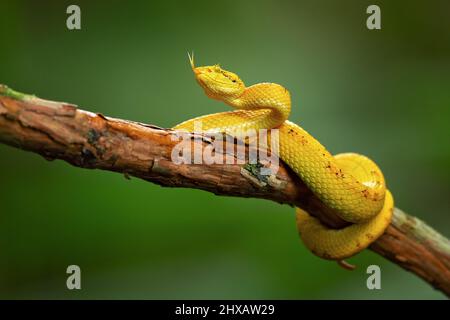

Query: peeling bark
[1,84,449,296]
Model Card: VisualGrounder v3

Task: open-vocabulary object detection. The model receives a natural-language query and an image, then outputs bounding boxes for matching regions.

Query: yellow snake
[173,54,394,261]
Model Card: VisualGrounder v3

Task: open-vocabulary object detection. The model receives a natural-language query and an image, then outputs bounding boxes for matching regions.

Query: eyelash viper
[173,53,394,262]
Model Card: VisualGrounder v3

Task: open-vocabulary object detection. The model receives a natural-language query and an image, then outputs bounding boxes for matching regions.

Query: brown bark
[1,84,449,297]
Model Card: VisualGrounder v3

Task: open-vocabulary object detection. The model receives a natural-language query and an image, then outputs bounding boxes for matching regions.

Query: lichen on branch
[0,84,449,296]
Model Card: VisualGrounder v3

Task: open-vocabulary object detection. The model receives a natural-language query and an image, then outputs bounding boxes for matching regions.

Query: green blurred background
[1,0,449,299]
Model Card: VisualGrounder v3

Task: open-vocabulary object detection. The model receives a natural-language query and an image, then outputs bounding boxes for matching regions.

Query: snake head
[188,52,245,102]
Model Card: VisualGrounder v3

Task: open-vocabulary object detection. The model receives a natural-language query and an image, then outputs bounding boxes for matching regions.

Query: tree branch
[1,84,449,296]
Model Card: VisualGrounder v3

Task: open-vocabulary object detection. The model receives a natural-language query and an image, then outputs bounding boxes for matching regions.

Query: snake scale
[173,54,394,262]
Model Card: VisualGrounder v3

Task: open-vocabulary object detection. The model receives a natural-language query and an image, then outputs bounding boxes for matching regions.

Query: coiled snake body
[174,54,394,261]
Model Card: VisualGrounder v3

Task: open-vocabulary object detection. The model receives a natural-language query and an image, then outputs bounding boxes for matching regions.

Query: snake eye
[232,79,236,83]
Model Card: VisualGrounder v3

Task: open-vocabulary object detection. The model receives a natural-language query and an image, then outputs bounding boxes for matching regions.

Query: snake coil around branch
[0,83,449,296]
